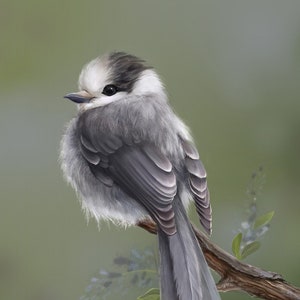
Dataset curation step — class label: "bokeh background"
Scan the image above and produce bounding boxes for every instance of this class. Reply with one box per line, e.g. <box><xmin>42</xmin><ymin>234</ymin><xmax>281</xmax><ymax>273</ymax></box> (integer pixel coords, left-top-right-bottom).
<box><xmin>1</xmin><ymin>1</ymin><xmax>300</xmax><ymax>299</ymax></box>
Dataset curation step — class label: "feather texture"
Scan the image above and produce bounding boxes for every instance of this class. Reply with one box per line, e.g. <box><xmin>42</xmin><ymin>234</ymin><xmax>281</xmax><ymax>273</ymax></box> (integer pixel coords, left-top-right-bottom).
<box><xmin>78</xmin><ymin>115</ymin><xmax>177</xmax><ymax>235</ymax></box>
<box><xmin>60</xmin><ymin>54</ymin><xmax>220</xmax><ymax>299</ymax></box>
<box><xmin>182</xmin><ymin>140</ymin><xmax>212</xmax><ymax>234</ymax></box>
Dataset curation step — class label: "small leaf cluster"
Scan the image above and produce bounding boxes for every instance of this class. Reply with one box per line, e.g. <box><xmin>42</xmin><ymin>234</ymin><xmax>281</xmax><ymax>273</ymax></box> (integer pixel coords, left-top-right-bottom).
<box><xmin>232</xmin><ymin>167</ymin><xmax>275</xmax><ymax>260</ymax></box>
<box><xmin>80</xmin><ymin>248</ymin><xmax>159</xmax><ymax>300</ymax></box>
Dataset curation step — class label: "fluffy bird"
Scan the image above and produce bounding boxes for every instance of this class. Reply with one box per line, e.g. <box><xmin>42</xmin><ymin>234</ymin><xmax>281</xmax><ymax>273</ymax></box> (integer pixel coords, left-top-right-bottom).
<box><xmin>60</xmin><ymin>52</ymin><xmax>220</xmax><ymax>300</ymax></box>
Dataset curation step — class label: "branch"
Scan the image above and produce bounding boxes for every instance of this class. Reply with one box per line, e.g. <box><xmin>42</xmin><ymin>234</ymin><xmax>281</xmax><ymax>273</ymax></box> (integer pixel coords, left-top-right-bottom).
<box><xmin>137</xmin><ymin>219</ymin><xmax>300</xmax><ymax>300</ymax></box>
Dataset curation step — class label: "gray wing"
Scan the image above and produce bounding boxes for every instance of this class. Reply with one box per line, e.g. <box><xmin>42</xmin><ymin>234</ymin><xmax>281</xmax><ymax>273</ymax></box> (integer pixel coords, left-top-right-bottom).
<box><xmin>79</xmin><ymin>120</ymin><xmax>177</xmax><ymax>235</ymax></box>
<box><xmin>181</xmin><ymin>140</ymin><xmax>212</xmax><ymax>235</ymax></box>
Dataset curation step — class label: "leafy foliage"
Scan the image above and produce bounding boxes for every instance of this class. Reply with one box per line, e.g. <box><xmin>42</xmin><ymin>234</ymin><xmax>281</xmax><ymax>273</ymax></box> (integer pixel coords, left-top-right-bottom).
<box><xmin>137</xmin><ymin>288</ymin><xmax>160</xmax><ymax>300</ymax></box>
<box><xmin>232</xmin><ymin>232</ymin><xmax>242</xmax><ymax>259</ymax></box>
<box><xmin>80</xmin><ymin>248</ymin><xmax>159</xmax><ymax>300</ymax></box>
<box><xmin>231</xmin><ymin>166</ymin><xmax>275</xmax><ymax>260</ymax></box>
<box><xmin>253</xmin><ymin>211</ymin><xmax>274</xmax><ymax>230</ymax></box>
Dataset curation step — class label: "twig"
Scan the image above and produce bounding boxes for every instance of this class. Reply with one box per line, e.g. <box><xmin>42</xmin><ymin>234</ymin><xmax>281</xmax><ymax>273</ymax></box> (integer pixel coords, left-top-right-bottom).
<box><xmin>137</xmin><ymin>219</ymin><xmax>300</xmax><ymax>300</ymax></box>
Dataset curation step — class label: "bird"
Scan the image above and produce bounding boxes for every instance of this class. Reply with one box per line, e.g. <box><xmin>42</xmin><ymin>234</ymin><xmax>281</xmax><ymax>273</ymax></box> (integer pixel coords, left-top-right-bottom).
<box><xmin>60</xmin><ymin>52</ymin><xmax>220</xmax><ymax>300</ymax></box>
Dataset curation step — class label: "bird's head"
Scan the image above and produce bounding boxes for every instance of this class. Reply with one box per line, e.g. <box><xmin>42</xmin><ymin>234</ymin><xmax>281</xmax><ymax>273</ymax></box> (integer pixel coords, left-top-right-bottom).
<box><xmin>64</xmin><ymin>52</ymin><xmax>165</xmax><ymax>110</ymax></box>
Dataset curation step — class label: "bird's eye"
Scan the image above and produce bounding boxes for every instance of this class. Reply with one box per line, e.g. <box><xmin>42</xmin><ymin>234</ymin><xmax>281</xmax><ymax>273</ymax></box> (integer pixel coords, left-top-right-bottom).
<box><xmin>102</xmin><ymin>84</ymin><xmax>118</xmax><ymax>96</ymax></box>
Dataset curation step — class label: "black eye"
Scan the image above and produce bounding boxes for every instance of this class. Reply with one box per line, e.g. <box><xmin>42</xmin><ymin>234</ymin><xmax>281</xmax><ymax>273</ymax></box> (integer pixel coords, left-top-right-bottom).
<box><xmin>102</xmin><ymin>84</ymin><xmax>118</xmax><ymax>96</ymax></box>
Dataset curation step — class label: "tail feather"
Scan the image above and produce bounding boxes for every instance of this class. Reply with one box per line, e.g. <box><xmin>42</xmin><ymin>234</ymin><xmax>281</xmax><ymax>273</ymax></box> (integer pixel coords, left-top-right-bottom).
<box><xmin>158</xmin><ymin>197</ymin><xmax>220</xmax><ymax>300</ymax></box>
<box><xmin>158</xmin><ymin>229</ymin><xmax>179</xmax><ymax>300</ymax></box>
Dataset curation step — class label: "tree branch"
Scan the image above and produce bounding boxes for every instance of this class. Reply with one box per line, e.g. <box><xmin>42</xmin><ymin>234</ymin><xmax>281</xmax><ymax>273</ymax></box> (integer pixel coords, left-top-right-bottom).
<box><xmin>137</xmin><ymin>219</ymin><xmax>300</xmax><ymax>300</ymax></box>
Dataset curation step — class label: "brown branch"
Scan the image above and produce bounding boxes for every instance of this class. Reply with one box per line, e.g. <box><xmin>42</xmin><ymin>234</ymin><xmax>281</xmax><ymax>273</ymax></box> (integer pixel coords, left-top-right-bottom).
<box><xmin>137</xmin><ymin>219</ymin><xmax>300</xmax><ymax>300</ymax></box>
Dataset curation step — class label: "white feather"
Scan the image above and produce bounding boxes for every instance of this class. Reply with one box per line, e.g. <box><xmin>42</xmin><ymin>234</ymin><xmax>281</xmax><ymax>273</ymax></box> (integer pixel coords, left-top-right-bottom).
<box><xmin>133</xmin><ymin>69</ymin><xmax>165</xmax><ymax>97</ymax></box>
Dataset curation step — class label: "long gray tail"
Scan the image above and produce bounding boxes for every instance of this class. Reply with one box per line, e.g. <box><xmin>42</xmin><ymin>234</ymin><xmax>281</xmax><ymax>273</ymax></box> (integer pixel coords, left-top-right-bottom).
<box><xmin>158</xmin><ymin>197</ymin><xmax>220</xmax><ymax>300</ymax></box>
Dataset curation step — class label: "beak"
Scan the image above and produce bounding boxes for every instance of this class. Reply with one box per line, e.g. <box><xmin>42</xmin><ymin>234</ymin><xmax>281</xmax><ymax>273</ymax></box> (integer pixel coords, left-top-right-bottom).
<box><xmin>64</xmin><ymin>91</ymin><xmax>94</xmax><ymax>104</ymax></box>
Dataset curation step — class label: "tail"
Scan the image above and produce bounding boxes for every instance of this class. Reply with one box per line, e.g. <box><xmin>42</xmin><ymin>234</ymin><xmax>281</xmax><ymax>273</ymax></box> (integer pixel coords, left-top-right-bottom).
<box><xmin>158</xmin><ymin>197</ymin><xmax>220</xmax><ymax>300</ymax></box>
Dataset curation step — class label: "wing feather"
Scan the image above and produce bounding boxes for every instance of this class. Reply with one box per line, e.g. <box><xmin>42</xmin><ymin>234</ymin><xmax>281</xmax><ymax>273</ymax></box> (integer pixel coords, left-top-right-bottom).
<box><xmin>80</xmin><ymin>134</ymin><xmax>98</xmax><ymax>153</ymax></box>
<box><xmin>78</xmin><ymin>115</ymin><xmax>177</xmax><ymax>235</ymax></box>
<box><xmin>109</xmin><ymin>146</ymin><xmax>177</xmax><ymax>234</ymax></box>
<box><xmin>181</xmin><ymin>140</ymin><xmax>212</xmax><ymax>235</ymax></box>
<box><xmin>80</xmin><ymin>143</ymin><xmax>100</xmax><ymax>165</ymax></box>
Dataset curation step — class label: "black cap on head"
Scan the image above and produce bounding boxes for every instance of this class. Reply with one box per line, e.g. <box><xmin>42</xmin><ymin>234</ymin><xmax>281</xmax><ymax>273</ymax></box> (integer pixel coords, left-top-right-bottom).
<box><xmin>108</xmin><ymin>52</ymin><xmax>152</xmax><ymax>93</ymax></box>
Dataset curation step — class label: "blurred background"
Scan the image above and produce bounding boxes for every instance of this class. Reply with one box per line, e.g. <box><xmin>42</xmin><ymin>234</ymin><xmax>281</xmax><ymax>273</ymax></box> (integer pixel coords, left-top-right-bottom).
<box><xmin>1</xmin><ymin>1</ymin><xmax>300</xmax><ymax>299</ymax></box>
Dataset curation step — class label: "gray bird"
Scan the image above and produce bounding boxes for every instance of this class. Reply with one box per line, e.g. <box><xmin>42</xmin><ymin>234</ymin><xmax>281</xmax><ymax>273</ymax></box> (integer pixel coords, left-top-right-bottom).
<box><xmin>60</xmin><ymin>52</ymin><xmax>220</xmax><ymax>300</ymax></box>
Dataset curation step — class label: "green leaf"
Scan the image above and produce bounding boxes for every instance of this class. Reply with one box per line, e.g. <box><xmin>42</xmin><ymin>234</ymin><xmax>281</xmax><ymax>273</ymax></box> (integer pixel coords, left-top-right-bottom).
<box><xmin>232</xmin><ymin>232</ymin><xmax>242</xmax><ymax>259</ymax></box>
<box><xmin>241</xmin><ymin>241</ymin><xmax>261</xmax><ymax>259</ymax></box>
<box><xmin>253</xmin><ymin>211</ymin><xmax>275</xmax><ymax>229</ymax></box>
<box><xmin>137</xmin><ymin>288</ymin><xmax>160</xmax><ymax>300</ymax></box>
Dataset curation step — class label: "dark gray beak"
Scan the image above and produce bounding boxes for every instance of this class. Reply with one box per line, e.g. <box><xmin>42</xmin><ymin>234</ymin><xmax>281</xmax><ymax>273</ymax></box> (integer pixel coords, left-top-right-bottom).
<box><xmin>64</xmin><ymin>91</ymin><xmax>94</xmax><ymax>103</ymax></box>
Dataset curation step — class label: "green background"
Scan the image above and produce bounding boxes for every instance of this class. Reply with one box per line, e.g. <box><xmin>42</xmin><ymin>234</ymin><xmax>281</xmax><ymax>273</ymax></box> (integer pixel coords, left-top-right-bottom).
<box><xmin>1</xmin><ymin>1</ymin><xmax>300</xmax><ymax>299</ymax></box>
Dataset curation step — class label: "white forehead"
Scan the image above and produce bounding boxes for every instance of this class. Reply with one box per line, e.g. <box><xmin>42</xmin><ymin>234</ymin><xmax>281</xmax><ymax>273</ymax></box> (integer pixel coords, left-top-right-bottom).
<box><xmin>78</xmin><ymin>57</ymin><xmax>109</xmax><ymax>93</ymax></box>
